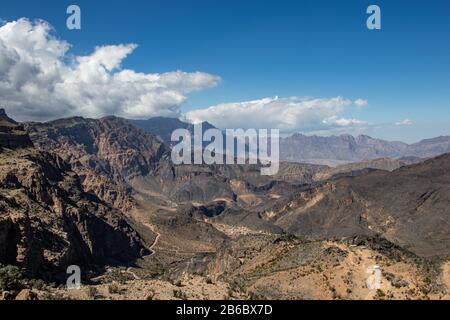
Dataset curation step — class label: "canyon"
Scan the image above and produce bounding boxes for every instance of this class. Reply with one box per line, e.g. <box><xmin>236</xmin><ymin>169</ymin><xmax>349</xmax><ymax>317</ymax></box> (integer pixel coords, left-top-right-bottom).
<box><xmin>1</xmin><ymin>109</ymin><xmax>450</xmax><ymax>300</ymax></box>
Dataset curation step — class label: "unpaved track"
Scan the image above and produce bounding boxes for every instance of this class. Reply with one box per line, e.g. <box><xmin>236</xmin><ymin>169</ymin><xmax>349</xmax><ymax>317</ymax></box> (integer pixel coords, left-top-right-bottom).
<box><xmin>144</xmin><ymin>223</ymin><xmax>161</xmax><ymax>253</ymax></box>
<box><xmin>124</xmin><ymin>268</ymin><xmax>141</xmax><ymax>280</ymax></box>
<box><xmin>122</xmin><ymin>222</ymin><xmax>161</xmax><ymax>281</ymax></box>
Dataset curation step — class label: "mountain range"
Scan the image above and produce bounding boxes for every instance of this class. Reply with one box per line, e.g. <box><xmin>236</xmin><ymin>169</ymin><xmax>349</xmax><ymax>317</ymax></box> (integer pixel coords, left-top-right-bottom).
<box><xmin>130</xmin><ymin>117</ymin><xmax>450</xmax><ymax>166</ymax></box>
<box><xmin>1</xmin><ymin>110</ymin><xmax>450</xmax><ymax>300</ymax></box>
<box><xmin>281</xmin><ymin>133</ymin><xmax>450</xmax><ymax>165</ymax></box>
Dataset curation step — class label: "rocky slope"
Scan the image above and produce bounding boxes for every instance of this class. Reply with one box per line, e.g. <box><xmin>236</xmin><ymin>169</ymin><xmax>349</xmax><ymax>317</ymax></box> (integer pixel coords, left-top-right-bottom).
<box><xmin>26</xmin><ymin>116</ymin><xmax>325</xmax><ymax>211</ymax></box>
<box><xmin>0</xmin><ymin>112</ymin><xmax>148</xmax><ymax>280</ymax></box>
<box><xmin>130</xmin><ymin>117</ymin><xmax>216</xmax><ymax>146</ymax></box>
<box><xmin>2</xmin><ymin>112</ymin><xmax>449</xmax><ymax>300</ymax></box>
<box><xmin>26</xmin><ymin>117</ymin><xmax>166</xmax><ymax>211</ymax></box>
<box><xmin>280</xmin><ymin>133</ymin><xmax>450</xmax><ymax>165</ymax></box>
<box><xmin>0</xmin><ymin>109</ymin><xmax>33</xmax><ymax>151</ymax></box>
<box><xmin>313</xmin><ymin>157</ymin><xmax>423</xmax><ymax>181</ymax></box>
<box><xmin>265</xmin><ymin>154</ymin><xmax>450</xmax><ymax>258</ymax></box>
<box><xmin>128</xmin><ymin>116</ymin><xmax>450</xmax><ymax>166</ymax></box>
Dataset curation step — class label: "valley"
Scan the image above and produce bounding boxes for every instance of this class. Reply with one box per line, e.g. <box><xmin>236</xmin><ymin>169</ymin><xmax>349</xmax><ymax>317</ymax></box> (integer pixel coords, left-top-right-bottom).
<box><xmin>1</xmin><ymin>109</ymin><xmax>450</xmax><ymax>300</ymax></box>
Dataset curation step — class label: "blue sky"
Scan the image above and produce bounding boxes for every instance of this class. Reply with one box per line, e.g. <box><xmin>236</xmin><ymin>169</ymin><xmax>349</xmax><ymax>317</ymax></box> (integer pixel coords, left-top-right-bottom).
<box><xmin>1</xmin><ymin>0</ymin><xmax>449</xmax><ymax>142</ymax></box>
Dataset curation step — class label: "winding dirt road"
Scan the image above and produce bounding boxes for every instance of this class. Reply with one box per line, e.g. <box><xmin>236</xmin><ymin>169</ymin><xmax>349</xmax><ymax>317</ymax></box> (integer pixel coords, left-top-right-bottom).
<box><xmin>144</xmin><ymin>223</ymin><xmax>161</xmax><ymax>253</ymax></box>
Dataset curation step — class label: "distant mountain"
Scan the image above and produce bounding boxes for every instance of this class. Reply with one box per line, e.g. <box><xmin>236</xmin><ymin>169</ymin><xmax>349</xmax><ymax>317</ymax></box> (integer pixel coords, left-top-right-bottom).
<box><xmin>406</xmin><ymin>136</ymin><xmax>450</xmax><ymax>158</ymax></box>
<box><xmin>130</xmin><ymin>117</ymin><xmax>216</xmax><ymax>146</ymax></box>
<box><xmin>280</xmin><ymin>133</ymin><xmax>450</xmax><ymax>165</ymax></box>
<box><xmin>266</xmin><ymin>153</ymin><xmax>450</xmax><ymax>258</ymax></box>
<box><xmin>313</xmin><ymin>157</ymin><xmax>424</xmax><ymax>181</ymax></box>
<box><xmin>130</xmin><ymin>117</ymin><xmax>450</xmax><ymax>166</ymax></box>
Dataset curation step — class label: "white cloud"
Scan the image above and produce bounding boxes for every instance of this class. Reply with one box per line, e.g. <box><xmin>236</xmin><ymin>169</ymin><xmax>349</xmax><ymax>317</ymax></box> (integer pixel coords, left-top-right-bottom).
<box><xmin>186</xmin><ymin>96</ymin><xmax>368</xmax><ymax>133</ymax></box>
<box><xmin>0</xmin><ymin>18</ymin><xmax>221</xmax><ymax>121</ymax></box>
<box><xmin>354</xmin><ymin>98</ymin><xmax>368</xmax><ymax>108</ymax></box>
<box><xmin>322</xmin><ymin>116</ymin><xmax>367</xmax><ymax>127</ymax></box>
<box><xmin>395</xmin><ymin>119</ymin><xmax>414</xmax><ymax>126</ymax></box>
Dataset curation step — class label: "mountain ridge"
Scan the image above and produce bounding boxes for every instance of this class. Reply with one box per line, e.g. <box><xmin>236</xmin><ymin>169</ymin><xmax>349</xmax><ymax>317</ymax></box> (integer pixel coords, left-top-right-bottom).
<box><xmin>0</xmin><ymin>112</ymin><xmax>149</xmax><ymax>280</ymax></box>
<box><xmin>127</xmin><ymin>116</ymin><xmax>450</xmax><ymax>165</ymax></box>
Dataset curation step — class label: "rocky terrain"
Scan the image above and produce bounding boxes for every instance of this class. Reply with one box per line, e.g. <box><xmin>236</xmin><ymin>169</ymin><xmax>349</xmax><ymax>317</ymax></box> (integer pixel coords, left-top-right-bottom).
<box><xmin>1</xmin><ymin>110</ymin><xmax>450</xmax><ymax>300</ymax></box>
<box><xmin>131</xmin><ymin>117</ymin><xmax>216</xmax><ymax>146</ymax></box>
<box><xmin>264</xmin><ymin>154</ymin><xmax>450</xmax><ymax>258</ymax></box>
<box><xmin>129</xmin><ymin>116</ymin><xmax>450</xmax><ymax>165</ymax></box>
<box><xmin>0</xmin><ymin>111</ymin><xmax>149</xmax><ymax>286</ymax></box>
<box><xmin>25</xmin><ymin>116</ymin><xmax>166</xmax><ymax>212</ymax></box>
<box><xmin>281</xmin><ymin>133</ymin><xmax>450</xmax><ymax>165</ymax></box>
<box><xmin>312</xmin><ymin>157</ymin><xmax>423</xmax><ymax>181</ymax></box>
<box><xmin>0</xmin><ymin>109</ymin><xmax>33</xmax><ymax>151</ymax></box>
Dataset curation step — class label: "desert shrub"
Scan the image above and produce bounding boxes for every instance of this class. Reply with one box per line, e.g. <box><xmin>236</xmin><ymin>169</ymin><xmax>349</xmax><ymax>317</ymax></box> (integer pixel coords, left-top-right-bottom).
<box><xmin>86</xmin><ymin>286</ymin><xmax>98</xmax><ymax>298</ymax></box>
<box><xmin>173</xmin><ymin>289</ymin><xmax>187</xmax><ymax>300</ymax></box>
<box><xmin>108</xmin><ymin>283</ymin><xmax>120</xmax><ymax>294</ymax></box>
<box><xmin>29</xmin><ymin>278</ymin><xmax>46</xmax><ymax>291</ymax></box>
<box><xmin>375</xmin><ymin>289</ymin><xmax>387</xmax><ymax>300</ymax></box>
<box><xmin>0</xmin><ymin>265</ymin><xmax>23</xmax><ymax>291</ymax></box>
<box><xmin>205</xmin><ymin>277</ymin><xmax>213</xmax><ymax>284</ymax></box>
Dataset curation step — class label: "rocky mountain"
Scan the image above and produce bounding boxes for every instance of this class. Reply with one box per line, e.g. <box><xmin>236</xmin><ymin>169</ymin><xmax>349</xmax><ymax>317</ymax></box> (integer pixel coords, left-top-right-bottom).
<box><xmin>280</xmin><ymin>133</ymin><xmax>450</xmax><ymax>165</ymax></box>
<box><xmin>0</xmin><ymin>112</ymin><xmax>148</xmax><ymax>280</ymax></box>
<box><xmin>265</xmin><ymin>154</ymin><xmax>450</xmax><ymax>258</ymax></box>
<box><xmin>25</xmin><ymin>116</ymin><xmax>166</xmax><ymax>211</ymax></box>
<box><xmin>0</xmin><ymin>109</ymin><xmax>33</xmax><ymax>151</ymax></box>
<box><xmin>129</xmin><ymin>117</ymin><xmax>450</xmax><ymax>166</ymax></box>
<box><xmin>130</xmin><ymin>117</ymin><xmax>216</xmax><ymax>146</ymax></box>
<box><xmin>313</xmin><ymin>157</ymin><xmax>423</xmax><ymax>181</ymax></box>
<box><xmin>25</xmin><ymin>116</ymin><xmax>325</xmax><ymax>212</ymax></box>
<box><xmin>2</xmin><ymin>112</ymin><xmax>450</xmax><ymax>300</ymax></box>
<box><xmin>406</xmin><ymin>136</ymin><xmax>450</xmax><ymax>158</ymax></box>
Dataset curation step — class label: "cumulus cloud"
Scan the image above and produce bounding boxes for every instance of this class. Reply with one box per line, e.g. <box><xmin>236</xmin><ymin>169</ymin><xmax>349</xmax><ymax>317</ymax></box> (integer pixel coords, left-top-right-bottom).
<box><xmin>186</xmin><ymin>96</ymin><xmax>368</xmax><ymax>133</ymax></box>
<box><xmin>395</xmin><ymin>119</ymin><xmax>414</xmax><ymax>126</ymax></box>
<box><xmin>322</xmin><ymin>116</ymin><xmax>367</xmax><ymax>127</ymax></box>
<box><xmin>354</xmin><ymin>98</ymin><xmax>368</xmax><ymax>108</ymax></box>
<box><xmin>0</xmin><ymin>18</ymin><xmax>221</xmax><ymax>121</ymax></box>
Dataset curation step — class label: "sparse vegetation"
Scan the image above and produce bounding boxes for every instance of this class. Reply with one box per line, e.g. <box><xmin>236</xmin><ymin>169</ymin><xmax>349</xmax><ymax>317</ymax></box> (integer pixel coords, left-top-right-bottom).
<box><xmin>173</xmin><ymin>289</ymin><xmax>187</xmax><ymax>300</ymax></box>
<box><xmin>86</xmin><ymin>286</ymin><xmax>98</xmax><ymax>299</ymax></box>
<box><xmin>108</xmin><ymin>283</ymin><xmax>120</xmax><ymax>294</ymax></box>
<box><xmin>0</xmin><ymin>265</ymin><xmax>23</xmax><ymax>292</ymax></box>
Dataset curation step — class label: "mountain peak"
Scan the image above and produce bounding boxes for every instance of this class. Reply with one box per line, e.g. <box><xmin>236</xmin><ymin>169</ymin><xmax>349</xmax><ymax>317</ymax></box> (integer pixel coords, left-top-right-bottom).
<box><xmin>0</xmin><ymin>111</ymin><xmax>33</xmax><ymax>150</ymax></box>
<box><xmin>0</xmin><ymin>108</ymin><xmax>18</xmax><ymax>124</ymax></box>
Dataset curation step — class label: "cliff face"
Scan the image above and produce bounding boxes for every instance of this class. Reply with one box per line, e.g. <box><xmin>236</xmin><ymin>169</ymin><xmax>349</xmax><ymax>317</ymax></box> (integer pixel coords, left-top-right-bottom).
<box><xmin>280</xmin><ymin>133</ymin><xmax>450</xmax><ymax>165</ymax></box>
<box><xmin>0</xmin><ymin>113</ymin><xmax>147</xmax><ymax>279</ymax></box>
<box><xmin>25</xmin><ymin>116</ymin><xmax>166</xmax><ymax>211</ymax></box>
<box><xmin>0</xmin><ymin>109</ymin><xmax>33</xmax><ymax>151</ymax></box>
<box><xmin>268</xmin><ymin>154</ymin><xmax>450</xmax><ymax>258</ymax></box>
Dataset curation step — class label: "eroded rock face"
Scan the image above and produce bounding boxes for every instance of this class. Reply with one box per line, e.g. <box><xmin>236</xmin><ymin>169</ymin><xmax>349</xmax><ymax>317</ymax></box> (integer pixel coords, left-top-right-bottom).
<box><xmin>280</xmin><ymin>133</ymin><xmax>450</xmax><ymax>165</ymax></box>
<box><xmin>26</xmin><ymin>116</ymin><xmax>166</xmax><ymax>211</ymax></box>
<box><xmin>0</xmin><ymin>109</ymin><xmax>33</xmax><ymax>151</ymax></box>
<box><xmin>266</xmin><ymin>154</ymin><xmax>450</xmax><ymax>258</ymax></box>
<box><xmin>0</xmin><ymin>113</ymin><xmax>147</xmax><ymax>279</ymax></box>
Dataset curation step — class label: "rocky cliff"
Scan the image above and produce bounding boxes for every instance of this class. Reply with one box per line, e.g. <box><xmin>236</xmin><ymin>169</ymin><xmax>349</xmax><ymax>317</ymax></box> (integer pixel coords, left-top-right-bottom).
<box><xmin>280</xmin><ymin>133</ymin><xmax>450</xmax><ymax>165</ymax></box>
<box><xmin>267</xmin><ymin>154</ymin><xmax>450</xmax><ymax>258</ymax></box>
<box><xmin>0</xmin><ymin>109</ymin><xmax>33</xmax><ymax>151</ymax></box>
<box><xmin>25</xmin><ymin>116</ymin><xmax>166</xmax><ymax>211</ymax></box>
<box><xmin>0</xmin><ymin>113</ymin><xmax>148</xmax><ymax>280</ymax></box>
